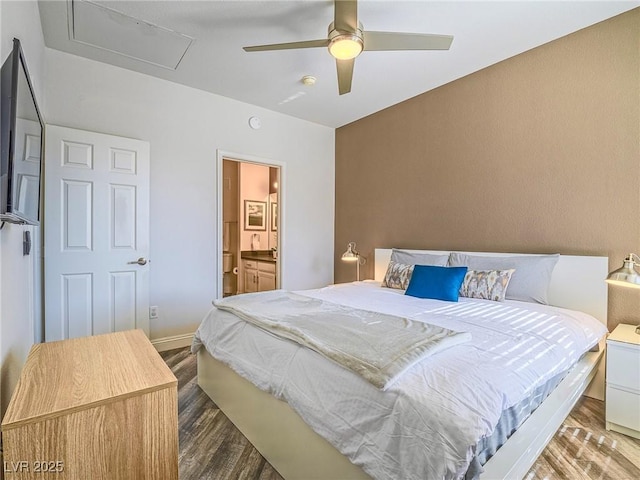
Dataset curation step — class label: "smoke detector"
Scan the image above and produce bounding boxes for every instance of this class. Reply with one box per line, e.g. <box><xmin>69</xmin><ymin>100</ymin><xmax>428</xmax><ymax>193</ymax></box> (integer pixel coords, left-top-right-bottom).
<box><xmin>301</xmin><ymin>75</ymin><xmax>317</xmax><ymax>86</ymax></box>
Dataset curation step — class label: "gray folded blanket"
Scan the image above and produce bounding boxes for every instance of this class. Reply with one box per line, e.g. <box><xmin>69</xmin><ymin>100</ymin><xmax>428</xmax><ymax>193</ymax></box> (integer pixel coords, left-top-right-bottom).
<box><xmin>213</xmin><ymin>290</ymin><xmax>471</xmax><ymax>390</ymax></box>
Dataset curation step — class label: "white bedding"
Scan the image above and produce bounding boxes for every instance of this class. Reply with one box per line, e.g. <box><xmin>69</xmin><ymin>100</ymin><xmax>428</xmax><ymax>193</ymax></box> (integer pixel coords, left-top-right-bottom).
<box><xmin>213</xmin><ymin>290</ymin><xmax>471</xmax><ymax>390</ymax></box>
<box><xmin>192</xmin><ymin>281</ymin><xmax>607</xmax><ymax>480</ymax></box>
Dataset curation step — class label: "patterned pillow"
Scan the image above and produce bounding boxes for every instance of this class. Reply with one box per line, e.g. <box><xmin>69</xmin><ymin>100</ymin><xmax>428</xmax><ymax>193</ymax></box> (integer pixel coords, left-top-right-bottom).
<box><xmin>459</xmin><ymin>269</ymin><xmax>515</xmax><ymax>302</ymax></box>
<box><xmin>382</xmin><ymin>261</ymin><xmax>415</xmax><ymax>290</ymax></box>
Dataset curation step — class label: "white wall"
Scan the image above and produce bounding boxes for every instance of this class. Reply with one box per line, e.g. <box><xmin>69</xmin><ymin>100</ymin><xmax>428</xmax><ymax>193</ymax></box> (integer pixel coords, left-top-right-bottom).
<box><xmin>239</xmin><ymin>162</ymin><xmax>269</xmax><ymax>251</ymax></box>
<box><xmin>0</xmin><ymin>0</ymin><xmax>46</xmax><ymax>416</ymax></box>
<box><xmin>43</xmin><ymin>49</ymin><xmax>335</xmax><ymax>340</ymax></box>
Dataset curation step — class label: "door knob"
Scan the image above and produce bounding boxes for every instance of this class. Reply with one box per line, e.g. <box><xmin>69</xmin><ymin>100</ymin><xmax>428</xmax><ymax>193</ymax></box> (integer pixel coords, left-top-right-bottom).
<box><xmin>128</xmin><ymin>257</ymin><xmax>148</xmax><ymax>266</ymax></box>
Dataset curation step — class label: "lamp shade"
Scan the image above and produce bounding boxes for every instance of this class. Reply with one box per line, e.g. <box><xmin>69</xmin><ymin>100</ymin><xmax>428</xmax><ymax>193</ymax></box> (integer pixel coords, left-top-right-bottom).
<box><xmin>606</xmin><ymin>254</ymin><xmax>640</xmax><ymax>289</ymax></box>
<box><xmin>341</xmin><ymin>242</ymin><xmax>359</xmax><ymax>262</ymax></box>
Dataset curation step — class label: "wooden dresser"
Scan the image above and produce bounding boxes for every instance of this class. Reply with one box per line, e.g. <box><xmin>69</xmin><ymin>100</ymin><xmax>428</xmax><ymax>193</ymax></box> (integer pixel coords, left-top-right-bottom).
<box><xmin>1</xmin><ymin>330</ymin><xmax>178</xmax><ymax>479</ymax></box>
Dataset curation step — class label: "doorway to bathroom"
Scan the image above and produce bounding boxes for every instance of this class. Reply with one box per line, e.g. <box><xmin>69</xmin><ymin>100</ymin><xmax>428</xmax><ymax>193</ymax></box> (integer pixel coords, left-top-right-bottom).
<box><xmin>217</xmin><ymin>152</ymin><xmax>281</xmax><ymax>298</ymax></box>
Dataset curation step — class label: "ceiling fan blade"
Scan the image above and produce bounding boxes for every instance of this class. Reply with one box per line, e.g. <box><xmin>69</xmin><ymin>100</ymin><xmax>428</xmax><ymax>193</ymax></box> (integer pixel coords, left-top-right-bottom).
<box><xmin>244</xmin><ymin>39</ymin><xmax>329</xmax><ymax>52</ymax></box>
<box><xmin>336</xmin><ymin>58</ymin><xmax>355</xmax><ymax>95</ymax></box>
<box><xmin>363</xmin><ymin>31</ymin><xmax>453</xmax><ymax>51</ymax></box>
<box><xmin>334</xmin><ymin>0</ymin><xmax>358</xmax><ymax>32</ymax></box>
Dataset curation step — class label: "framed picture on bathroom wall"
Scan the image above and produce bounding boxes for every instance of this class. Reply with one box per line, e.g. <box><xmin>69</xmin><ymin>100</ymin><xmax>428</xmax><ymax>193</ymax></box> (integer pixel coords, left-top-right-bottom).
<box><xmin>271</xmin><ymin>202</ymin><xmax>277</xmax><ymax>231</ymax></box>
<box><xmin>244</xmin><ymin>200</ymin><xmax>267</xmax><ymax>230</ymax></box>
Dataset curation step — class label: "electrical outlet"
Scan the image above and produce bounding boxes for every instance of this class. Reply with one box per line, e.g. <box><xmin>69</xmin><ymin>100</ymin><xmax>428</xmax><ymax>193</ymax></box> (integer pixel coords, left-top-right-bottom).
<box><xmin>149</xmin><ymin>306</ymin><xmax>159</xmax><ymax>319</ymax></box>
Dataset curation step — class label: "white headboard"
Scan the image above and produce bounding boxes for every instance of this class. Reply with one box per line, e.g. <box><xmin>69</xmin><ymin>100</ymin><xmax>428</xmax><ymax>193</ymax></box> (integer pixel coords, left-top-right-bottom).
<box><xmin>374</xmin><ymin>249</ymin><xmax>608</xmax><ymax>325</ymax></box>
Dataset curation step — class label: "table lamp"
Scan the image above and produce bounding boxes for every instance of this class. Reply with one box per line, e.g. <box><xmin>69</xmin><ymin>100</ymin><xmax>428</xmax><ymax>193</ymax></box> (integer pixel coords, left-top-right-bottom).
<box><xmin>341</xmin><ymin>242</ymin><xmax>366</xmax><ymax>281</ymax></box>
<box><xmin>606</xmin><ymin>253</ymin><xmax>640</xmax><ymax>334</ymax></box>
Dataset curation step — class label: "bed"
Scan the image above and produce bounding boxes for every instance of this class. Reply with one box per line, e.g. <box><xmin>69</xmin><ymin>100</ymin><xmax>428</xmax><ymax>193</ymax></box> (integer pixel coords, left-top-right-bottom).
<box><xmin>193</xmin><ymin>249</ymin><xmax>608</xmax><ymax>480</ymax></box>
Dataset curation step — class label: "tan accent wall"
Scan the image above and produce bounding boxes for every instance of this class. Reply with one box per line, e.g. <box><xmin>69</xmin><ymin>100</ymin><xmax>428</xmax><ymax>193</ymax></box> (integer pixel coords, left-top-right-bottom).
<box><xmin>335</xmin><ymin>9</ymin><xmax>640</xmax><ymax>330</ymax></box>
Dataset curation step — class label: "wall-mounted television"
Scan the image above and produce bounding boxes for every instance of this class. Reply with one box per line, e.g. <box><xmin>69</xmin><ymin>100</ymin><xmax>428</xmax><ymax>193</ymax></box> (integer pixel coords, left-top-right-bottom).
<box><xmin>0</xmin><ymin>38</ymin><xmax>44</xmax><ymax>226</ymax></box>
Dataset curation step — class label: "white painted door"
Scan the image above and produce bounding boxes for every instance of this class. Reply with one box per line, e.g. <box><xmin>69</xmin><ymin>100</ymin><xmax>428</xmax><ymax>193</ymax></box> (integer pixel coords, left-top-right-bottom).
<box><xmin>44</xmin><ymin>125</ymin><xmax>150</xmax><ymax>341</ymax></box>
<box><xmin>13</xmin><ymin>118</ymin><xmax>42</xmax><ymax>221</ymax></box>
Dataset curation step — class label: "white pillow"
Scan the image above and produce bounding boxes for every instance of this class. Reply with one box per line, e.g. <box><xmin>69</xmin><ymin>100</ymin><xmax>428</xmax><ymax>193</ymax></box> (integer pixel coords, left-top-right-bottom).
<box><xmin>448</xmin><ymin>253</ymin><xmax>559</xmax><ymax>304</ymax></box>
<box><xmin>390</xmin><ymin>249</ymin><xmax>449</xmax><ymax>267</ymax></box>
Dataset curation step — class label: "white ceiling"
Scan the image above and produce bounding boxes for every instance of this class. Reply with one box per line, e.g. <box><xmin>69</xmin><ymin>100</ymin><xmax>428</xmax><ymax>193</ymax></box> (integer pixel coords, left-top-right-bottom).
<box><xmin>38</xmin><ymin>1</ymin><xmax>639</xmax><ymax>128</ymax></box>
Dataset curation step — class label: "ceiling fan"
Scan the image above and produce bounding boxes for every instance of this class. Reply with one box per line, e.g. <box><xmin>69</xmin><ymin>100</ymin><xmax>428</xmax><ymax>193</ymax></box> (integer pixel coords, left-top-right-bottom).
<box><xmin>243</xmin><ymin>0</ymin><xmax>453</xmax><ymax>95</ymax></box>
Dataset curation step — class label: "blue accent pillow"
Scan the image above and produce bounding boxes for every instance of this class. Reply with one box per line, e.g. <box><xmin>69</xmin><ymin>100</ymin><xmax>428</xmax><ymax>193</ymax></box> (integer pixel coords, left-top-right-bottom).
<box><xmin>405</xmin><ymin>265</ymin><xmax>468</xmax><ymax>302</ymax></box>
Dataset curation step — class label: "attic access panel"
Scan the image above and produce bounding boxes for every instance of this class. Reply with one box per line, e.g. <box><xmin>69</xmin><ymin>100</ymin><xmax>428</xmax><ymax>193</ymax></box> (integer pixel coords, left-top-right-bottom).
<box><xmin>68</xmin><ymin>0</ymin><xmax>193</xmax><ymax>70</ymax></box>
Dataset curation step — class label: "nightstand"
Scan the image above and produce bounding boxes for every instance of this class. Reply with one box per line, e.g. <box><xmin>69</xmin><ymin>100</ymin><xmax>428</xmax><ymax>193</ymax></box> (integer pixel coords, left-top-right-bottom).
<box><xmin>605</xmin><ymin>324</ymin><xmax>640</xmax><ymax>439</ymax></box>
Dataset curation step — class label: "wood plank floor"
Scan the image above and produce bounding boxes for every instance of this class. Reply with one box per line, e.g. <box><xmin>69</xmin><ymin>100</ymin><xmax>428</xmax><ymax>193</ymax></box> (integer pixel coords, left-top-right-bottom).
<box><xmin>161</xmin><ymin>347</ymin><xmax>640</xmax><ymax>480</ymax></box>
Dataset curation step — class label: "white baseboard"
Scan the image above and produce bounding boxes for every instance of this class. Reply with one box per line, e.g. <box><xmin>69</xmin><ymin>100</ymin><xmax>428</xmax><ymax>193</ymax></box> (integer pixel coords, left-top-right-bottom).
<box><xmin>151</xmin><ymin>333</ymin><xmax>194</xmax><ymax>352</ymax></box>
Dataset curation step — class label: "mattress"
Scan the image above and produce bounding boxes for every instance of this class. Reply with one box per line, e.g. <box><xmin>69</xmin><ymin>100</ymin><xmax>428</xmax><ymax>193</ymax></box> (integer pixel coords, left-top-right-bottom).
<box><xmin>192</xmin><ymin>281</ymin><xmax>607</xmax><ymax>480</ymax></box>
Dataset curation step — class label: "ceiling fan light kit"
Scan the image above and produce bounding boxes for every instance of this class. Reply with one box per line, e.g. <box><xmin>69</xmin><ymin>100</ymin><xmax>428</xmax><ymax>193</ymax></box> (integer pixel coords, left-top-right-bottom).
<box><xmin>243</xmin><ymin>0</ymin><xmax>453</xmax><ymax>95</ymax></box>
<box><xmin>329</xmin><ymin>35</ymin><xmax>363</xmax><ymax>60</ymax></box>
<box><xmin>328</xmin><ymin>22</ymin><xmax>364</xmax><ymax>60</ymax></box>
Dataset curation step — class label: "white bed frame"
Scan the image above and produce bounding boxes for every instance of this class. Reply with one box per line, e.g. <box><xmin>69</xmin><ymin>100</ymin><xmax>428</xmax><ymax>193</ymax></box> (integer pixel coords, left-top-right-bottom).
<box><xmin>198</xmin><ymin>249</ymin><xmax>608</xmax><ymax>480</ymax></box>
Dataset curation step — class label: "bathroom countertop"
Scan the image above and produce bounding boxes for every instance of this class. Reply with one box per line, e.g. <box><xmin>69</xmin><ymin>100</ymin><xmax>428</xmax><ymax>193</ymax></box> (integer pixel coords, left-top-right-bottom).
<box><xmin>240</xmin><ymin>251</ymin><xmax>277</xmax><ymax>263</ymax></box>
